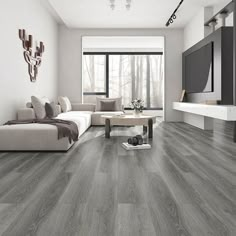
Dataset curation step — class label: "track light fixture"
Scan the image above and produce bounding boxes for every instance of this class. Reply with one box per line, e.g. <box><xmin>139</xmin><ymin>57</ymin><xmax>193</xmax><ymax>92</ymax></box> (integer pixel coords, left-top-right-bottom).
<box><xmin>165</xmin><ymin>0</ymin><xmax>184</xmax><ymax>27</ymax></box>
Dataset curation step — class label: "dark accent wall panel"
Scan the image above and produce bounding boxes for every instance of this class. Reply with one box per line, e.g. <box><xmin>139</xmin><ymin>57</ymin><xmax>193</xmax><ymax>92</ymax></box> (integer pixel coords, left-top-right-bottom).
<box><xmin>222</xmin><ymin>28</ymin><xmax>233</xmax><ymax>104</ymax></box>
<box><xmin>183</xmin><ymin>27</ymin><xmax>233</xmax><ymax>104</ymax></box>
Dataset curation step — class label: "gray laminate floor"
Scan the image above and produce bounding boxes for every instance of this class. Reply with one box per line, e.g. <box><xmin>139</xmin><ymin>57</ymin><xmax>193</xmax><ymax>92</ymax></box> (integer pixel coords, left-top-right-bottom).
<box><xmin>0</xmin><ymin>120</ymin><xmax>236</xmax><ymax>236</ymax></box>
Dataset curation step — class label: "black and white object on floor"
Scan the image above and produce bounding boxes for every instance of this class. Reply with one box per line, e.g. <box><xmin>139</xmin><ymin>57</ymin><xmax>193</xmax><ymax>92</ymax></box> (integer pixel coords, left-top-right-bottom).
<box><xmin>122</xmin><ymin>142</ymin><xmax>151</xmax><ymax>150</ymax></box>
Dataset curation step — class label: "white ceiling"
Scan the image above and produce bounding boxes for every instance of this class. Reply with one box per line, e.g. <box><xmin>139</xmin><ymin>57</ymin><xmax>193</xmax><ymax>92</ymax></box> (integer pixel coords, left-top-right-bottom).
<box><xmin>47</xmin><ymin>0</ymin><xmax>231</xmax><ymax>29</ymax></box>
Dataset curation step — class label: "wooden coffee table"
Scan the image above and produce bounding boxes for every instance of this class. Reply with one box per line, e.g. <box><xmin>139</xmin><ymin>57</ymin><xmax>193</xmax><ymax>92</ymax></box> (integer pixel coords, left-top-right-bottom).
<box><xmin>101</xmin><ymin>114</ymin><xmax>156</xmax><ymax>139</ymax></box>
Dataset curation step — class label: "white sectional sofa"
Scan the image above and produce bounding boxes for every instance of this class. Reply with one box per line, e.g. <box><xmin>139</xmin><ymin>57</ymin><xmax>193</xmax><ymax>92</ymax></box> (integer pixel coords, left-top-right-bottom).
<box><xmin>0</xmin><ymin>103</ymin><xmax>124</xmax><ymax>151</ymax></box>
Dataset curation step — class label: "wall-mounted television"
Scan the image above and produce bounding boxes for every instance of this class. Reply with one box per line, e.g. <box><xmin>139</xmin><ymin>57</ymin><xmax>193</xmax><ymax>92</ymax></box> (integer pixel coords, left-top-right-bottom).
<box><xmin>184</xmin><ymin>42</ymin><xmax>214</xmax><ymax>93</ymax></box>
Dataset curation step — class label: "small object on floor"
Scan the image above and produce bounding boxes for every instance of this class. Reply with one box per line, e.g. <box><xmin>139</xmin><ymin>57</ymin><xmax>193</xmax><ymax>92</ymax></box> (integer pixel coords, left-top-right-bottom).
<box><xmin>127</xmin><ymin>135</ymin><xmax>143</xmax><ymax>146</ymax></box>
<box><xmin>122</xmin><ymin>142</ymin><xmax>151</xmax><ymax>150</ymax></box>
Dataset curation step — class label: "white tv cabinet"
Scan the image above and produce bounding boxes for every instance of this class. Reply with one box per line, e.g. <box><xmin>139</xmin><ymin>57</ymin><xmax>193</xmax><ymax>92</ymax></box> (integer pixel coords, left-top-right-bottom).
<box><xmin>173</xmin><ymin>102</ymin><xmax>236</xmax><ymax>130</ymax></box>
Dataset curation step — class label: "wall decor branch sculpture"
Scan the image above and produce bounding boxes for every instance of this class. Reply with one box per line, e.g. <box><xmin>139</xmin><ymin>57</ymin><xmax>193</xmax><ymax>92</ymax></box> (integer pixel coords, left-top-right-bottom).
<box><xmin>19</xmin><ymin>29</ymin><xmax>45</xmax><ymax>82</ymax></box>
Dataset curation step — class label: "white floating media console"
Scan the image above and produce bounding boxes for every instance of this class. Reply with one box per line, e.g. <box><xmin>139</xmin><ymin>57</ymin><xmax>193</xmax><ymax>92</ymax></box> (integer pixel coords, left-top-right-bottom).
<box><xmin>173</xmin><ymin>102</ymin><xmax>236</xmax><ymax>130</ymax></box>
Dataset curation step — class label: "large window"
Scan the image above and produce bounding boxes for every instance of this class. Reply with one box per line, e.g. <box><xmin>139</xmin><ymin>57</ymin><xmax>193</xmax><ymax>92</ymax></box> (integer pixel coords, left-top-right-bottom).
<box><xmin>83</xmin><ymin>52</ymin><xmax>164</xmax><ymax>109</ymax></box>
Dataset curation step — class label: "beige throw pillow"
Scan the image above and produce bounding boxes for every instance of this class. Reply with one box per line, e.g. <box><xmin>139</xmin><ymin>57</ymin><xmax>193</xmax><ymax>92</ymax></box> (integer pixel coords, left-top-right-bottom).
<box><xmin>58</xmin><ymin>96</ymin><xmax>72</xmax><ymax>112</ymax></box>
<box><xmin>31</xmin><ymin>96</ymin><xmax>50</xmax><ymax>119</ymax></box>
<box><xmin>96</xmin><ymin>97</ymin><xmax>122</xmax><ymax>111</ymax></box>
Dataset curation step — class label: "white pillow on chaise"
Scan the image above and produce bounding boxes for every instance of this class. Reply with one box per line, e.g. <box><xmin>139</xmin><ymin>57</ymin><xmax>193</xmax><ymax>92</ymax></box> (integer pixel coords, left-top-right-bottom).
<box><xmin>58</xmin><ymin>96</ymin><xmax>72</xmax><ymax>113</ymax></box>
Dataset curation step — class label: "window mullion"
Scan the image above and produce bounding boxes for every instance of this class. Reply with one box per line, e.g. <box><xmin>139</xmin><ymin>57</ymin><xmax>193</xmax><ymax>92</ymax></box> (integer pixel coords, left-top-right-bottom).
<box><xmin>106</xmin><ymin>54</ymin><xmax>109</xmax><ymax>98</ymax></box>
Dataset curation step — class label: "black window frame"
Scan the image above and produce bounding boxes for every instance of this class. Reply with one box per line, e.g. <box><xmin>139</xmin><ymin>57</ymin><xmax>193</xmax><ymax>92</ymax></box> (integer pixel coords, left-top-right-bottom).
<box><xmin>83</xmin><ymin>52</ymin><xmax>164</xmax><ymax>110</ymax></box>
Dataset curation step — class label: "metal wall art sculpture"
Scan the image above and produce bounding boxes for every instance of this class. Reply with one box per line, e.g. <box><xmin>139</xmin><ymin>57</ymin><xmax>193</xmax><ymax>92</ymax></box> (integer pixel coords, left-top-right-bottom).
<box><xmin>19</xmin><ymin>29</ymin><xmax>45</xmax><ymax>82</ymax></box>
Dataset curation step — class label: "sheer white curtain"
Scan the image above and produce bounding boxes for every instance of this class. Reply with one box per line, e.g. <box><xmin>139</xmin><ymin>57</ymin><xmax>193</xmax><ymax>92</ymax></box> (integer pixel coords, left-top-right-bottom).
<box><xmin>109</xmin><ymin>55</ymin><xmax>164</xmax><ymax>108</ymax></box>
<box><xmin>82</xmin><ymin>54</ymin><xmax>164</xmax><ymax>108</ymax></box>
<box><xmin>83</xmin><ymin>55</ymin><xmax>106</xmax><ymax>93</ymax></box>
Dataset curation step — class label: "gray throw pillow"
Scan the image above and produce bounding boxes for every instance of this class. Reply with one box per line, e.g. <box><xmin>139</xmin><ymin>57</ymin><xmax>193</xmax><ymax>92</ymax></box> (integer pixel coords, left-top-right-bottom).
<box><xmin>96</xmin><ymin>97</ymin><xmax>122</xmax><ymax>111</ymax></box>
<box><xmin>100</xmin><ymin>100</ymin><xmax>116</xmax><ymax>111</ymax></box>
<box><xmin>45</xmin><ymin>102</ymin><xmax>57</xmax><ymax>118</ymax></box>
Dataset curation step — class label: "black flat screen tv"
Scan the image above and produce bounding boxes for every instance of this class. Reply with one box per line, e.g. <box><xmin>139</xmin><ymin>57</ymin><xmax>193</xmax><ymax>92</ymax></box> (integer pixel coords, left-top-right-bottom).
<box><xmin>185</xmin><ymin>42</ymin><xmax>213</xmax><ymax>93</ymax></box>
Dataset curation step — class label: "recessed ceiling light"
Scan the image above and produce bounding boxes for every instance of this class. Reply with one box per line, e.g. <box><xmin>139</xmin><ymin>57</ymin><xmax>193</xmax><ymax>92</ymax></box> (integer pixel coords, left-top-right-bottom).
<box><xmin>109</xmin><ymin>0</ymin><xmax>132</xmax><ymax>10</ymax></box>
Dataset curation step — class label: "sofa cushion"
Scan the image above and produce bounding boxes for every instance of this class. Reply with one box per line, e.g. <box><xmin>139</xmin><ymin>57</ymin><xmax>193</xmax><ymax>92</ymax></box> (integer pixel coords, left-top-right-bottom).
<box><xmin>96</xmin><ymin>97</ymin><xmax>122</xmax><ymax>111</ymax></box>
<box><xmin>56</xmin><ymin>111</ymin><xmax>92</xmax><ymax>137</ymax></box>
<box><xmin>18</xmin><ymin>108</ymin><xmax>36</xmax><ymax>120</ymax></box>
<box><xmin>31</xmin><ymin>96</ymin><xmax>50</xmax><ymax>119</ymax></box>
<box><xmin>58</xmin><ymin>96</ymin><xmax>72</xmax><ymax>113</ymax></box>
<box><xmin>71</xmin><ymin>103</ymin><xmax>95</xmax><ymax>112</ymax></box>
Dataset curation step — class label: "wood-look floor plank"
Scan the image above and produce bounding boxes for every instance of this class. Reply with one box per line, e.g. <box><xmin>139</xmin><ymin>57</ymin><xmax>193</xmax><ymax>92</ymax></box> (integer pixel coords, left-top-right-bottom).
<box><xmin>150</xmin><ymin>153</ymin><xmax>231</xmax><ymax>235</ymax></box>
<box><xmin>0</xmin><ymin>153</ymin><xmax>33</xmax><ymax>179</ymax></box>
<box><xmin>0</xmin><ymin>120</ymin><xmax>235</xmax><ymax>236</ymax></box>
<box><xmin>0</xmin><ymin>153</ymin><xmax>64</xmax><ymax>204</ymax></box>
<box><xmin>0</xmin><ymin>204</ymin><xmax>25</xmax><ymax>235</ymax></box>
<box><xmin>2</xmin><ymin>172</ymin><xmax>71</xmax><ymax>236</ymax></box>
<box><xmin>117</xmin><ymin>154</ymin><xmax>146</xmax><ymax>204</ymax></box>
<box><xmin>115</xmin><ymin>204</ymin><xmax>156</xmax><ymax>236</ymax></box>
<box><xmin>160</xmin><ymin>125</ymin><xmax>236</xmax><ymax>203</ymax></box>
<box><xmin>58</xmin><ymin>138</ymin><xmax>104</xmax><ymax>205</ymax></box>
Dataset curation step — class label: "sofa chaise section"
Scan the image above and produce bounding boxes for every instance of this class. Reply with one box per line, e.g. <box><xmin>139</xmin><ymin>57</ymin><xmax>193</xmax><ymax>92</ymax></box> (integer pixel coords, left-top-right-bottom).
<box><xmin>0</xmin><ymin>104</ymin><xmax>94</xmax><ymax>151</ymax></box>
<box><xmin>0</xmin><ymin>123</ymin><xmax>74</xmax><ymax>151</ymax></box>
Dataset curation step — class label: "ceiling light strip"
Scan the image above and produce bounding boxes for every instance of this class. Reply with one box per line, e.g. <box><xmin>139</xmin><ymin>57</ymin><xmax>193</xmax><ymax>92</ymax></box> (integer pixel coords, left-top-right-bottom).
<box><xmin>165</xmin><ymin>0</ymin><xmax>184</xmax><ymax>27</ymax></box>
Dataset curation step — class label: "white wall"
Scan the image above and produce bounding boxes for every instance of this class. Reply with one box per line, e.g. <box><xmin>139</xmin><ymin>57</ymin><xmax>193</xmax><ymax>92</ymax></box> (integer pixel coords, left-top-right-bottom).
<box><xmin>58</xmin><ymin>26</ymin><xmax>184</xmax><ymax>122</ymax></box>
<box><xmin>226</xmin><ymin>13</ymin><xmax>234</xmax><ymax>26</ymax></box>
<box><xmin>0</xmin><ymin>0</ymin><xmax>58</xmax><ymax>124</ymax></box>
<box><xmin>213</xmin><ymin>0</ymin><xmax>232</xmax><ymax>13</ymax></box>
<box><xmin>183</xmin><ymin>9</ymin><xmax>205</xmax><ymax>51</ymax></box>
<box><xmin>184</xmin><ymin>7</ymin><xmax>214</xmax><ymax>51</ymax></box>
<box><xmin>184</xmin><ymin>0</ymin><xmax>233</xmax><ymax>51</ymax></box>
